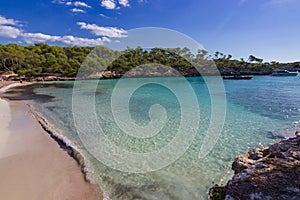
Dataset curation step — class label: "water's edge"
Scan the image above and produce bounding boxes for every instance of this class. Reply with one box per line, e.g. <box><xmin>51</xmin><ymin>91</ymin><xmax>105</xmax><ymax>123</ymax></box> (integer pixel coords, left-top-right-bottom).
<box><xmin>26</xmin><ymin>103</ymin><xmax>110</xmax><ymax>199</ymax></box>
<box><xmin>0</xmin><ymin>82</ymin><xmax>109</xmax><ymax>199</ymax></box>
<box><xmin>27</xmin><ymin>104</ymin><xmax>90</xmax><ymax>180</ymax></box>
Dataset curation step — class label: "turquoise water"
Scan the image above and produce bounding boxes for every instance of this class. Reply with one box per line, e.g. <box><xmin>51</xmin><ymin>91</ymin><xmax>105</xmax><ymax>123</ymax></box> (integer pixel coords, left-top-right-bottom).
<box><xmin>29</xmin><ymin>75</ymin><xmax>300</xmax><ymax>199</ymax></box>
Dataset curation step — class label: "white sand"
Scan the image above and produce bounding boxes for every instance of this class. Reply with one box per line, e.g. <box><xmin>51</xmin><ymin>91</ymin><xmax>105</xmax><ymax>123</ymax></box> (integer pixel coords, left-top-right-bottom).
<box><xmin>0</xmin><ymin>99</ymin><xmax>12</xmax><ymax>158</ymax></box>
<box><xmin>0</xmin><ymin>83</ymin><xmax>102</xmax><ymax>200</ymax></box>
<box><xmin>0</xmin><ymin>83</ymin><xmax>22</xmax><ymax>93</ymax></box>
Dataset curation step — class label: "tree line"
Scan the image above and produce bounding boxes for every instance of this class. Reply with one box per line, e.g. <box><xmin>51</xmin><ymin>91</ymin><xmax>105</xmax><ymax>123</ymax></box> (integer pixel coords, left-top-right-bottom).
<box><xmin>0</xmin><ymin>43</ymin><xmax>299</xmax><ymax>77</ymax></box>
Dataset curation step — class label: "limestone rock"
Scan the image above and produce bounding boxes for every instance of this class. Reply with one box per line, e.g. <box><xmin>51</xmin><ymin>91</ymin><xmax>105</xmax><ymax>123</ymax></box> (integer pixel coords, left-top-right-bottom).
<box><xmin>210</xmin><ymin>131</ymin><xmax>300</xmax><ymax>200</ymax></box>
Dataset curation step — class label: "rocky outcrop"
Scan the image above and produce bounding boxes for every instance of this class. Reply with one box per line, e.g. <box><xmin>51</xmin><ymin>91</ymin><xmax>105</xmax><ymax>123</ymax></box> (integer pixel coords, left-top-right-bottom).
<box><xmin>86</xmin><ymin>71</ymin><xmax>121</xmax><ymax>79</ymax></box>
<box><xmin>0</xmin><ymin>71</ymin><xmax>19</xmax><ymax>80</ymax></box>
<box><xmin>210</xmin><ymin>131</ymin><xmax>300</xmax><ymax>200</ymax></box>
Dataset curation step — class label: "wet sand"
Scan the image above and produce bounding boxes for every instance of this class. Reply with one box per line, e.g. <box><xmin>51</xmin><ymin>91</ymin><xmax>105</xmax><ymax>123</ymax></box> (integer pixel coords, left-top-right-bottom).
<box><xmin>0</xmin><ymin>82</ymin><xmax>102</xmax><ymax>200</ymax></box>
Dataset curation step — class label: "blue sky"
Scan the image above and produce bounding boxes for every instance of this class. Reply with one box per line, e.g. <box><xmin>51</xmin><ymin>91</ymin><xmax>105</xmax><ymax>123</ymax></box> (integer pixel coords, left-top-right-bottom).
<box><xmin>0</xmin><ymin>0</ymin><xmax>299</xmax><ymax>62</ymax></box>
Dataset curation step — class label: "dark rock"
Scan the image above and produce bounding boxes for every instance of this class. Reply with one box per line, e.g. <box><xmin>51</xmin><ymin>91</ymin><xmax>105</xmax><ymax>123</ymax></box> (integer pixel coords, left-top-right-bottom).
<box><xmin>210</xmin><ymin>131</ymin><xmax>300</xmax><ymax>200</ymax></box>
<box><xmin>209</xmin><ymin>184</ymin><xmax>226</xmax><ymax>200</ymax></box>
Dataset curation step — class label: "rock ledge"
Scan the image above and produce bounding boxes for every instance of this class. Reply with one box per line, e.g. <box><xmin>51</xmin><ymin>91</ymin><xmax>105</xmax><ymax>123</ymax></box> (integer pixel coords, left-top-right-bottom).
<box><xmin>210</xmin><ymin>131</ymin><xmax>300</xmax><ymax>200</ymax></box>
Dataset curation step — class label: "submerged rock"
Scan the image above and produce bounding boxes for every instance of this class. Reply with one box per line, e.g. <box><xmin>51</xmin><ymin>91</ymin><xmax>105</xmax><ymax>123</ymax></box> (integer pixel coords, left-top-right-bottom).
<box><xmin>210</xmin><ymin>131</ymin><xmax>300</xmax><ymax>200</ymax></box>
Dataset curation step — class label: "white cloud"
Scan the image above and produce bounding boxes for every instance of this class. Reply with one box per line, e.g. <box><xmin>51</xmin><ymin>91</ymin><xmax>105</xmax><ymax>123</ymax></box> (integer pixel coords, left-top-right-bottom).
<box><xmin>100</xmin><ymin>0</ymin><xmax>131</xmax><ymax>9</ymax></box>
<box><xmin>53</xmin><ymin>0</ymin><xmax>91</xmax><ymax>9</ymax></box>
<box><xmin>74</xmin><ymin>1</ymin><xmax>91</xmax><ymax>8</ymax></box>
<box><xmin>22</xmin><ymin>32</ymin><xmax>105</xmax><ymax>46</ymax></box>
<box><xmin>0</xmin><ymin>15</ymin><xmax>22</xmax><ymax>38</ymax></box>
<box><xmin>22</xmin><ymin>33</ymin><xmax>60</xmax><ymax>43</ymax></box>
<box><xmin>101</xmin><ymin>0</ymin><xmax>117</xmax><ymax>9</ymax></box>
<box><xmin>59</xmin><ymin>35</ymin><xmax>105</xmax><ymax>46</ymax></box>
<box><xmin>70</xmin><ymin>8</ymin><xmax>86</xmax><ymax>13</ymax></box>
<box><xmin>0</xmin><ymin>15</ymin><xmax>20</xmax><ymax>26</ymax></box>
<box><xmin>99</xmin><ymin>13</ymin><xmax>110</xmax><ymax>18</ymax></box>
<box><xmin>118</xmin><ymin>0</ymin><xmax>130</xmax><ymax>7</ymax></box>
<box><xmin>102</xmin><ymin>37</ymin><xmax>111</xmax><ymax>43</ymax></box>
<box><xmin>52</xmin><ymin>0</ymin><xmax>69</xmax><ymax>4</ymax></box>
<box><xmin>0</xmin><ymin>15</ymin><xmax>22</xmax><ymax>39</ymax></box>
<box><xmin>0</xmin><ymin>14</ymin><xmax>124</xmax><ymax>46</ymax></box>
<box><xmin>0</xmin><ymin>25</ymin><xmax>22</xmax><ymax>38</ymax></box>
<box><xmin>77</xmin><ymin>22</ymin><xmax>127</xmax><ymax>38</ymax></box>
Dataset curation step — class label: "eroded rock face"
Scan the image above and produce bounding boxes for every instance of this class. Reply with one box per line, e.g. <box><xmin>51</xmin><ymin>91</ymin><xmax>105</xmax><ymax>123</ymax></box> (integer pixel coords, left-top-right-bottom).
<box><xmin>210</xmin><ymin>131</ymin><xmax>300</xmax><ymax>200</ymax></box>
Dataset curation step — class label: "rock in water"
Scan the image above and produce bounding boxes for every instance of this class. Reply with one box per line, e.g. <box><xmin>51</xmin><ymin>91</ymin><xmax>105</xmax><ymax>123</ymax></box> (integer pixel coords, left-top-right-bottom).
<box><xmin>210</xmin><ymin>131</ymin><xmax>300</xmax><ymax>200</ymax></box>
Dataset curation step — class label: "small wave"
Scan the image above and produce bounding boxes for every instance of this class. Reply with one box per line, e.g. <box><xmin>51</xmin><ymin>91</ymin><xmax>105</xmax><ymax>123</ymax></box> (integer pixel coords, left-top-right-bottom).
<box><xmin>27</xmin><ymin>104</ymin><xmax>109</xmax><ymax>198</ymax></box>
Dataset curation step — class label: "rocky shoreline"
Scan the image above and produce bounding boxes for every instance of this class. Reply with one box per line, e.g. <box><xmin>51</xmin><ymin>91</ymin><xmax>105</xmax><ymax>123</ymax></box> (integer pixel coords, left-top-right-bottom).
<box><xmin>210</xmin><ymin>131</ymin><xmax>300</xmax><ymax>200</ymax></box>
<box><xmin>1</xmin><ymin>69</ymin><xmax>274</xmax><ymax>82</ymax></box>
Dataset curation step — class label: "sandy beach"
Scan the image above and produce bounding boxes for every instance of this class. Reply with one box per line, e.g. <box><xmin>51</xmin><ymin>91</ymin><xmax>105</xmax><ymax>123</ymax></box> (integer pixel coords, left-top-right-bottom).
<box><xmin>0</xmin><ymin>82</ymin><xmax>102</xmax><ymax>200</ymax></box>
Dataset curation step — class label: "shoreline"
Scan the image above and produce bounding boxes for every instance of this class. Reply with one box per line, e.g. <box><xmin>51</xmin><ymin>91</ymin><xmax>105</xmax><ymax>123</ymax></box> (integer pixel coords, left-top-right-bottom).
<box><xmin>209</xmin><ymin>131</ymin><xmax>300</xmax><ymax>199</ymax></box>
<box><xmin>27</xmin><ymin>104</ymin><xmax>93</xmax><ymax>182</ymax></box>
<box><xmin>0</xmin><ymin>82</ymin><xmax>103</xmax><ymax>200</ymax></box>
<box><xmin>28</xmin><ymin>105</ymin><xmax>110</xmax><ymax>200</ymax></box>
<box><xmin>5</xmin><ymin>72</ymin><xmax>274</xmax><ymax>82</ymax></box>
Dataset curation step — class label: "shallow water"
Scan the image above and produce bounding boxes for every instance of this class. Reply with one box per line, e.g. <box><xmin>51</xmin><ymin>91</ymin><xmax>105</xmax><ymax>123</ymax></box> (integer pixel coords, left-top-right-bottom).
<box><xmin>16</xmin><ymin>75</ymin><xmax>300</xmax><ymax>199</ymax></box>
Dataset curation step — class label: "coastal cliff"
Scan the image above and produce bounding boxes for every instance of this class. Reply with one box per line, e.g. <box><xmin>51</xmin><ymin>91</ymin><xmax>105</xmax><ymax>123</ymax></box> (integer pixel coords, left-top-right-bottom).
<box><xmin>210</xmin><ymin>131</ymin><xmax>300</xmax><ymax>200</ymax></box>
